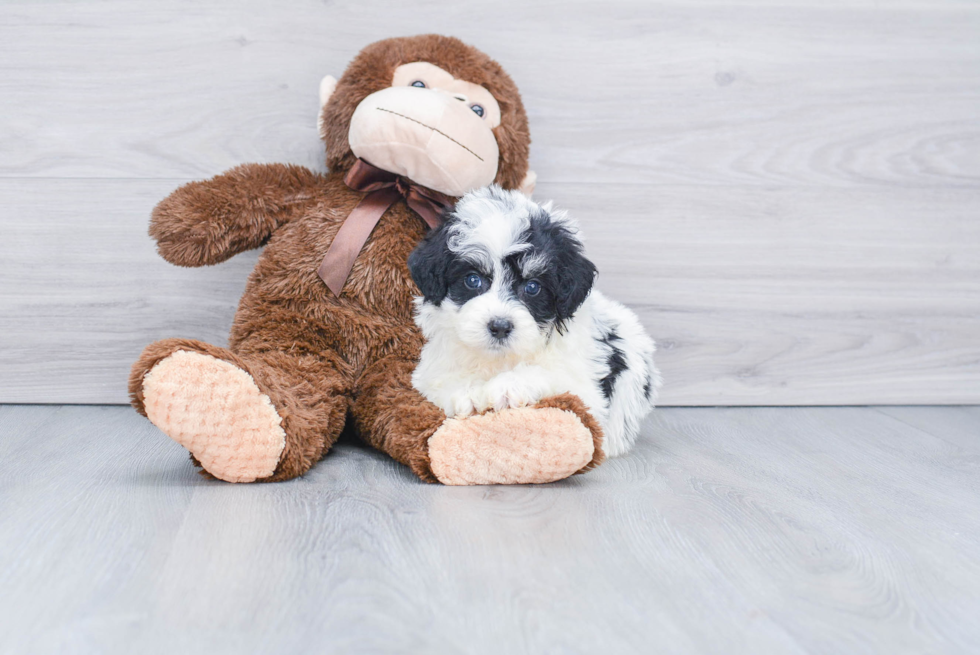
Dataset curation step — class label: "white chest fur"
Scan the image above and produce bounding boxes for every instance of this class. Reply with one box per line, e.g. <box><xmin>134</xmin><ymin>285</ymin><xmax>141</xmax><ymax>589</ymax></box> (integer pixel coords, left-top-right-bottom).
<box><xmin>412</xmin><ymin>290</ymin><xmax>657</xmax><ymax>457</ymax></box>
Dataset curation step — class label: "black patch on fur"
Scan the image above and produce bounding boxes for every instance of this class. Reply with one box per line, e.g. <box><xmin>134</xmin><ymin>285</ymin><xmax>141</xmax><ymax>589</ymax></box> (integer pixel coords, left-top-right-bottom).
<box><xmin>642</xmin><ymin>371</ymin><xmax>653</xmax><ymax>400</ymax></box>
<box><xmin>409</xmin><ymin>218</ymin><xmax>493</xmax><ymax>306</ymax></box>
<box><xmin>504</xmin><ymin>257</ymin><xmax>555</xmax><ymax>328</ymax></box>
<box><xmin>599</xmin><ymin>329</ymin><xmax>628</xmax><ymax>400</ymax></box>
<box><xmin>445</xmin><ymin>259</ymin><xmax>492</xmax><ymax>305</ymax></box>
<box><xmin>506</xmin><ymin>207</ymin><xmax>597</xmax><ymax>332</ymax></box>
<box><xmin>408</xmin><ymin>222</ymin><xmax>453</xmax><ymax>304</ymax></box>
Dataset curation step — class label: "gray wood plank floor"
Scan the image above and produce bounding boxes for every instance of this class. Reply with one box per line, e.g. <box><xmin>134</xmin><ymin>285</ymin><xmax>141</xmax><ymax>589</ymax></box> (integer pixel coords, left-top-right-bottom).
<box><xmin>2</xmin><ymin>0</ymin><xmax>978</xmax><ymax>405</ymax></box>
<box><xmin>1</xmin><ymin>405</ymin><xmax>977</xmax><ymax>654</ymax></box>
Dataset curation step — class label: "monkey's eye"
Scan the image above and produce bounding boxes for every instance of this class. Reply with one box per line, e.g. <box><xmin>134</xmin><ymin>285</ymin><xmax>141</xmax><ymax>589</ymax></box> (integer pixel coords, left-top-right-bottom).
<box><xmin>464</xmin><ymin>273</ymin><xmax>484</xmax><ymax>290</ymax></box>
<box><xmin>470</xmin><ymin>104</ymin><xmax>485</xmax><ymax>118</ymax></box>
<box><xmin>524</xmin><ymin>280</ymin><xmax>541</xmax><ymax>296</ymax></box>
<box><xmin>410</xmin><ymin>80</ymin><xmax>426</xmax><ymax>88</ymax></box>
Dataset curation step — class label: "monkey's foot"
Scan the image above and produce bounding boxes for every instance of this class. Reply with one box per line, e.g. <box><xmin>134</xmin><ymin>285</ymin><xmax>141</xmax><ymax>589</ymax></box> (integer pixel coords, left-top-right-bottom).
<box><xmin>141</xmin><ymin>350</ymin><xmax>286</xmax><ymax>483</ymax></box>
<box><xmin>427</xmin><ymin>394</ymin><xmax>604</xmax><ymax>485</ymax></box>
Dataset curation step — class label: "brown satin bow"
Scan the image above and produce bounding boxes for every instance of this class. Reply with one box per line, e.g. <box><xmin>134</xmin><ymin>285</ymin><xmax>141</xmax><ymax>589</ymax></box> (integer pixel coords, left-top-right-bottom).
<box><xmin>317</xmin><ymin>159</ymin><xmax>456</xmax><ymax>296</ymax></box>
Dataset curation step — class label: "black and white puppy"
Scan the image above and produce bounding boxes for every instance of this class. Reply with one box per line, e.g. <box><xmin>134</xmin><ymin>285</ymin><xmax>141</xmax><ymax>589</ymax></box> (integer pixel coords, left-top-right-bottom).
<box><xmin>408</xmin><ymin>186</ymin><xmax>660</xmax><ymax>457</ymax></box>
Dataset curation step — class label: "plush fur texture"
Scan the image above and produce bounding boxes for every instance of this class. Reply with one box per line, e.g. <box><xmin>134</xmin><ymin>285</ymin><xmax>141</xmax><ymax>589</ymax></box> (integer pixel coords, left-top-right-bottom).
<box><xmin>142</xmin><ymin>350</ymin><xmax>286</xmax><ymax>483</ymax></box>
<box><xmin>428</xmin><ymin>398</ymin><xmax>598</xmax><ymax>485</ymax></box>
<box><xmin>320</xmin><ymin>36</ymin><xmax>530</xmax><ymax>191</ymax></box>
<box><xmin>129</xmin><ymin>35</ymin><xmax>603</xmax><ymax>484</ymax></box>
<box><xmin>410</xmin><ymin>187</ymin><xmax>660</xmax><ymax>457</ymax></box>
<box><xmin>349</xmin><ymin>61</ymin><xmax>504</xmax><ymax>196</ymax></box>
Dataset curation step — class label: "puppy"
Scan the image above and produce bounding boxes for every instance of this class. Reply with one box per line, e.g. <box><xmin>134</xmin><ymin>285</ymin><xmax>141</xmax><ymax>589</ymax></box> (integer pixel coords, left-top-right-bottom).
<box><xmin>408</xmin><ymin>186</ymin><xmax>660</xmax><ymax>457</ymax></box>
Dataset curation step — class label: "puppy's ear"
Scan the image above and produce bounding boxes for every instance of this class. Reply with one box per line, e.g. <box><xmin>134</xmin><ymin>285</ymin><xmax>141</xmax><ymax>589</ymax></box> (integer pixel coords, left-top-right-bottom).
<box><xmin>554</xmin><ymin>243</ymin><xmax>597</xmax><ymax>331</ymax></box>
<box><xmin>408</xmin><ymin>224</ymin><xmax>452</xmax><ymax>303</ymax></box>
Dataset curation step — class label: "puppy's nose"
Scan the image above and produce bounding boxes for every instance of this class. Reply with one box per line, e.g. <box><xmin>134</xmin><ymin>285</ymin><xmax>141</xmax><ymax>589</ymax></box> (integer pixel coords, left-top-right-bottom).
<box><xmin>488</xmin><ymin>318</ymin><xmax>514</xmax><ymax>341</ymax></box>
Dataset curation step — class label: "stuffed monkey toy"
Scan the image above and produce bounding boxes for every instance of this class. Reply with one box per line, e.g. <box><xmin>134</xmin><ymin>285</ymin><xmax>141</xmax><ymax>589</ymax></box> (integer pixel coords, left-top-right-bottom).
<box><xmin>129</xmin><ymin>35</ymin><xmax>604</xmax><ymax>485</ymax></box>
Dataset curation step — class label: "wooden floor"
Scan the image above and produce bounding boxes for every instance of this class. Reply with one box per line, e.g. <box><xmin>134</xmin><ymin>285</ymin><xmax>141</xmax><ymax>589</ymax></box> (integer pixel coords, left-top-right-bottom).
<box><xmin>2</xmin><ymin>3</ymin><xmax>976</xmax><ymax>652</ymax></box>
<box><xmin>1</xmin><ymin>405</ymin><xmax>977</xmax><ymax>654</ymax></box>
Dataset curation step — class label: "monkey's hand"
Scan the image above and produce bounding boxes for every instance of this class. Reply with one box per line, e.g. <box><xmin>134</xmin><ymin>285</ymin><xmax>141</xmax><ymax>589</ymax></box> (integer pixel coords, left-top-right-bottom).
<box><xmin>150</xmin><ymin>163</ymin><xmax>323</xmax><ymax>267</ymax></box>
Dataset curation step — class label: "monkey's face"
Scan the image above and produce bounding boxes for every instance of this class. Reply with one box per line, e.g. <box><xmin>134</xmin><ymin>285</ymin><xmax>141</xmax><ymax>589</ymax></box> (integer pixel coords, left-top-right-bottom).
<box><xmin>347</xmin><ymin>62</ymin><xmax>502</xmax><ymax>197</ymax></box>
<box><xmin>320</xmin><ymin>36</ymin><xmax>532</xmax><ymax>194</ymax></box>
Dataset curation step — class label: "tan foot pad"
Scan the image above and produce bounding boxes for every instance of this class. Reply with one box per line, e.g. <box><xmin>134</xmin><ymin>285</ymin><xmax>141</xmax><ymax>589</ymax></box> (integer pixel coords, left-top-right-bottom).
<box><xmin>428</xmin><ymin>407</ymin><xmax>595</xmax><ymax>485</ymax></box>
<box><xmin>142</xmin><ymin>350</ymin><xmax>286</xmax><ymax>483</ymax></box>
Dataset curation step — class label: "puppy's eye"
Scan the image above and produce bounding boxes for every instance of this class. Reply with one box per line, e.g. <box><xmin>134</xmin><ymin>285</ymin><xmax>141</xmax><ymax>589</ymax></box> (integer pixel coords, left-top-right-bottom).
<box><xmin>464</xmin><ymin>273</ymin><xmax>484</xmax><ymax>290</ymax></box>
<box><xmin>410</xmin><ymin>80</ymin><xmax>426</xmax><ymax>88</ymax></box>
<box><xmin>470</xmin><ymin>104</ymin><xmax>485</xmax><ymax>118</ymax></box>
<box><xmin>524</xmin><ymin>280</ymin><xmax>541</xmax><ymax>296</ymax></box>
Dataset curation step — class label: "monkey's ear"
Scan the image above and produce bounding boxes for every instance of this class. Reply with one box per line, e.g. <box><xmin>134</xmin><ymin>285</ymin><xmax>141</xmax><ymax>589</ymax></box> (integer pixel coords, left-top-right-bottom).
<box><xmin>317</xmin><ymin>75</ymin><xmax>338</xmax><ymax>138</ymax></box>
<box><xmin>319</xmin><ymin>75</ymin><xmax>338</xmax><ymax>108</ymax></box>
<box><xmin>519</xmin><ymin>170</ymin><xmax>537</xmax><ymax>197</ymax></box>
<box><xmin>408</xmin><ymin>225</ymin><xmax>452</xmax><ymax>303</ymax></box>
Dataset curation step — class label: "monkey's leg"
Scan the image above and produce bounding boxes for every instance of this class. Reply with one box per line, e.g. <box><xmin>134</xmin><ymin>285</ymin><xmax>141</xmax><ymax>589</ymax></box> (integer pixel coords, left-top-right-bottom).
<box><xmin>353</xmin><ymin>356</ymin><xmax>605</xmax><ymax>485</ymax></box>
<box><xmin>129</xmin><ymin>338</ymin><xmax>352</xmax><ymax>483</ymax></box>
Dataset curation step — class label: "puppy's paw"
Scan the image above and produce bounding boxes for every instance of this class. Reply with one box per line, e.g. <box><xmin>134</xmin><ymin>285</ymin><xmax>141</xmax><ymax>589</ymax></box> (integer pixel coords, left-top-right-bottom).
<box><xmin>445</xmin><ymin>390</ymin><xmax>478</xmax><ymax>418</ymax></box>
<box><xmin>485</xmin><ymin>371</ymin><xmax>546</xmax><ymax>412</ymax></box>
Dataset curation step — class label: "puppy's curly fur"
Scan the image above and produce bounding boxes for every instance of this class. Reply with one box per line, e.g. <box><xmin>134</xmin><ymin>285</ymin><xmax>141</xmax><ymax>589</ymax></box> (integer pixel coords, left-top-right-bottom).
<box><xmin>410</xmin><ymin>186</ymin><xmax>661</xmax><ymax>457</ymax></box>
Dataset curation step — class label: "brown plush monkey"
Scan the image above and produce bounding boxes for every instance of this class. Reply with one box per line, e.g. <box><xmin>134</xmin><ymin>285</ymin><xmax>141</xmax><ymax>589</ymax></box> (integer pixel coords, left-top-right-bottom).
<box><xmin>129</xmin><ymin>35</ymin><xmax>604</xmax><ymax>485</ymax></box>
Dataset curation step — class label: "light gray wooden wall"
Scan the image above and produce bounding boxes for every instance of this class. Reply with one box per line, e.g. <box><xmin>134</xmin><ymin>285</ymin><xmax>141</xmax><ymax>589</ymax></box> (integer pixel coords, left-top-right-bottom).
<box><xmin>1</xmin><ymin>0</ymin><xmax>978</xmax><ymax>405</ymax></box>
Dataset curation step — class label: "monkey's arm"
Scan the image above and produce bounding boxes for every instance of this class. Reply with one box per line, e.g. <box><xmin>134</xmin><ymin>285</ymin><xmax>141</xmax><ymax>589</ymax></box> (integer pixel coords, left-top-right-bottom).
<box><xmin>150</xmin><ymin>163</ymin><xmax>324</xmax><ymax>267</ymax></box>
